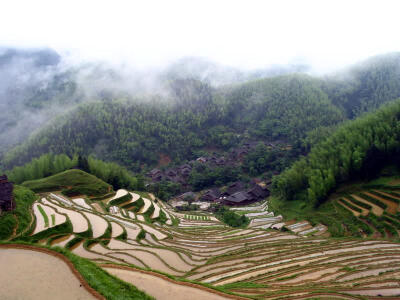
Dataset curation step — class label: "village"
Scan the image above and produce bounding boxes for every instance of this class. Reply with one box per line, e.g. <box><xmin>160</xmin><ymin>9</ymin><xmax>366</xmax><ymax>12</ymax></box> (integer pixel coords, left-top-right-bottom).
<box><xmin>145</xmin><ymin>140</ymin><xmax>289</xmax><ymax>211</ymax></box>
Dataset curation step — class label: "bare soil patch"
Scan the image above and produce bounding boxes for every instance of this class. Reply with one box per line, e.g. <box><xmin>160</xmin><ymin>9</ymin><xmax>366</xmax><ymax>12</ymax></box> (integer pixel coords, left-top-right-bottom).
<box><xmin>372</xmin><ymin>190</ymin><xmax>399</xmax><ymax>214</ymax></box>
<box><xmin>352</xmin><ymin>194</ymin><xmax>384</xmax><ymax>216</ymax></box>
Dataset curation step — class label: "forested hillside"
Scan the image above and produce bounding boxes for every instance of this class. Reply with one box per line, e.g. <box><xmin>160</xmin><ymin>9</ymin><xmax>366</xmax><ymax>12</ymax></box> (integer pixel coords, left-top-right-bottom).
<box><xmin>2</xmin><ymin>52</ymin><xmax>400</xmax><ymax>182</ymax></box>
<box><xmin>323</xmin><ymin>53</ymin><xmax>400</xmax><ymax>118</ymax></box>
<box><xmin>273</xmin><ymin>99</ymin><xmax>400</xmax><ymax>206</ymax></box>
<box><xmin>2</xmin><ymin>74</ymin><xmax>343</xmax><ymax>171</ymax></box>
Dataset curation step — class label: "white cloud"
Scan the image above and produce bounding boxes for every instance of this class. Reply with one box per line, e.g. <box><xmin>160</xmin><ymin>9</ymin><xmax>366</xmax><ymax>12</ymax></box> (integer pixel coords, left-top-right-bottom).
<box><xmin>0</xmin><ymin>0</ymin><xmax>399</xmax><ymax>71</ymax></box>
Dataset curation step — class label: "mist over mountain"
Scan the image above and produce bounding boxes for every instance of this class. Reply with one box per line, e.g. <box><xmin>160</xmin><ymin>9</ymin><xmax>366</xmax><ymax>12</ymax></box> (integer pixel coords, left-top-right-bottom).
<box><xmin>0</xmin><ymin>47</ymin><xmax>313</xmax><ymax>155</ymax></box>
<box><xmin>2</xmin><ymin>47</ymin><xmax>400</xmax><ymax>175</ymax></box>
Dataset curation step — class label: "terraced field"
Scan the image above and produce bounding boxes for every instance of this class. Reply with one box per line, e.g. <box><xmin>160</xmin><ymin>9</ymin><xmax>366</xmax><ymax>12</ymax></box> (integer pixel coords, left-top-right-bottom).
<box><xmin>6</xmin><ymin>188</ymin><xmax>400</xmax><ymax>299</ymax></box>
<box><xmin>337</xmin><ymin>187</ymin><xmax>400</xmax><ymax>238</ymax></box>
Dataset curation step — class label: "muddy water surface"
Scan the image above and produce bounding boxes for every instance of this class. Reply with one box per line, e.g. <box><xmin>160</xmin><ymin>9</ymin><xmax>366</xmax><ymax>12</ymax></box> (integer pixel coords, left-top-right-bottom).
<box><xmin>0</xmin><ymin>248</ymin><xmax>96</xmax><ymax>300</ymax></box>
<box><xmin>104</xmin><ymin>267</ymin><xmax>229</xmax><ymax>300</ymax></box>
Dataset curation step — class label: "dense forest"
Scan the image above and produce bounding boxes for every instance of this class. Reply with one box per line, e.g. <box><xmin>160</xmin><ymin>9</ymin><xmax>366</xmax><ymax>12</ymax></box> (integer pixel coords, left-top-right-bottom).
<box><xmin>272</xmin><ymin>100</ymin><xmax>400</xmax><ymax>206</ymax></box>
<box><xmin>2</xmin><ymin>52</ymin><xmax>400</xmax><ymax>193</ymax></box>
<box><xmin>2</xmin><ymin>74</ymin><xmax>344</xmax><ymax>171</ymax></box>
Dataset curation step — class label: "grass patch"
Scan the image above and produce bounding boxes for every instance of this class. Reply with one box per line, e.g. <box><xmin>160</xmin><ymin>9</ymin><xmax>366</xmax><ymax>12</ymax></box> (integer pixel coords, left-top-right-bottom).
<box><xmin>22</xmin><ymin>169</ymin><xmax>111</xmax><ymax>197</ymax></box>
<box><xmin>51</xmin><ymin>214</ymin><xmax>55</xmax><ymax>226</ymax></box>
<box><xmin>221</xmin><ymin>282</ymin><xmax>269</xmax><ymax>289</ymax></box>
<box><xmin>108</xmin><ymin>192</ymin><xmax>133</xmax><ymax>208</ymax></box>
<box><xmin>136</xmin><ymin>229</ymin><xmax>146</xmax><ymax>241</ymax></box>
<box><xmin>65</xmin><ymin>236</ymin><xmax>84</xmax><ymax>249</ymax></box>
<box><xmin>121</xmin><ymin>198</ymin><xmax>144</xmax><ymax>213</ymax></box>
<box><xmin>275</xmin><ymin>274</ymin><xmax>298</xmax><ymax>281</ymax></box>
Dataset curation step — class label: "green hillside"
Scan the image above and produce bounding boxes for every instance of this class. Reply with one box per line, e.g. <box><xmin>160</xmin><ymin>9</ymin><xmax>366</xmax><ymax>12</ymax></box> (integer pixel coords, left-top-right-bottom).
<box><xmin>273</xmin><ymin>99</ymin><xmax>400</xmax><ymax>205</ymax></box>
<box><xmin>2</xmin><ymin>74</ymin><xmax>343</xmax><ymax>170</ymax></box>
<box><xmin>22</xmin><ymin>169</ymin><xmax>112</xmax><ymax>197</ymax></box>
<box><xmin>4</xmin><ymin>53</ymin><xmax>400</xmax><ymax>174</ymax></box>
<box><xmin>271</xmin><ymin>99</ymin><xmax>400</xmax><ymax>236</ymax></box>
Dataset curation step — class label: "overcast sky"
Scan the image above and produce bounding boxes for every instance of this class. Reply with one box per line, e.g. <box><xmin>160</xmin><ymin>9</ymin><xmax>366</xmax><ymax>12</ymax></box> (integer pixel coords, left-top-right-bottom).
<box><xmin>1</xmin><ymin>0</ymin><xmax>399</xmax><ymax>72</ymax></box>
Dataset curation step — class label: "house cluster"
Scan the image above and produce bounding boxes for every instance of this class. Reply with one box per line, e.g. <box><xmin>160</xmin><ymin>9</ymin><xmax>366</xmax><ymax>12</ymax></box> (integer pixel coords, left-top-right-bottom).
<box><xmin>0</xmin><ymin>175</ymin><xmax>15</xmax><ymax>212</ymax></box>
<box><xmin>147</xmin><ymin>141</ymin><xmax>278</xmax><ymax>185</ymax></box>
<box><xmin>200</xmin><ymin>181</ymin><xmax>270</xmax><ymax>206</ymax></box>
<box><xmin>147</xmin><ymin>163</ymin><xmax>193</xmax><ymax>185</ymax></box>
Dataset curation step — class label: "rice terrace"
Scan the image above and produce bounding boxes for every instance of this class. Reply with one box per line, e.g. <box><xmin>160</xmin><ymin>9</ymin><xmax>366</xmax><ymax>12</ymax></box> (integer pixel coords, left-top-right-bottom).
<box><xmin>3</xmin><ymin>4</ymin><xmax>400</xmax><ymax>298</ymax></box>
<box><xmin>1</xmin><ymin>169</ymin><xmax>400</xmax><ymax>299</ymax></box>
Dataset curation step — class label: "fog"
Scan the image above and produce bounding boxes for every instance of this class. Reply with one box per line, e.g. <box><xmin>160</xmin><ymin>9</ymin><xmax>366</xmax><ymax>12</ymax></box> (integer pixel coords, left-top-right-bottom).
<box><xmin>2</xmin><ymin>0</ymin><xmax>400</xmax><ymax>73</ymax></box>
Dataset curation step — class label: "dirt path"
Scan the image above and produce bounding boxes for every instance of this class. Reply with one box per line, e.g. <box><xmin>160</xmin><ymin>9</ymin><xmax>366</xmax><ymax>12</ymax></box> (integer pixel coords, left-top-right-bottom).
<box><xmin>0</xmin><ymin>247</ymin><xmax>99</xmax><ymax>300</ymax></box>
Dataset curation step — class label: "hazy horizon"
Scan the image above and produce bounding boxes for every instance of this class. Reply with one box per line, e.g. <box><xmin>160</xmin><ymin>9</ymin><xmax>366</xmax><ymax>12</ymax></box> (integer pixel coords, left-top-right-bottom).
<box><xmin>2</xmin><ymin>0</ymin><xmax>400</xmax><ymax>73</ymax></box>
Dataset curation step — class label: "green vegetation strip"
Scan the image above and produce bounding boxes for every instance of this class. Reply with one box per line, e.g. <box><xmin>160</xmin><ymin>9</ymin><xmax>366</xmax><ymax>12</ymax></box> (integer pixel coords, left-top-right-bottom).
<box><xmin>346</xmin><ymin>195</ymin><xmax>372</xmax><ymax>210</ymax></box>
<box><xmin>108</xmin><ymin>193</ymin><xmax>133</xmax><ymax>208</ymax></box>
<box><xmin>358</xmin><ymin>192</ymin><xmax>387</xmax><ymax>209</ymax></box>
<box><xmin>136</xmin><ymin>229</ymin><xmax>146</xmax><ymax>241</ymax></box>
<box><xmin>339</xmin><ymin>199</ymin><xmax>362</xmax><ymax>213</ymax></box>
<box><xmin>0</xmin><ymin>243</ymin><xmax>153</xmax><ymax>300</ymax></box>
<box><xmin>369</xmin><ymin>190</ymin><xmax>400</xmax><ymax>204</ymax></box>
<box><xmin>37</xmin><ymin>205</ymin><xmax>49</xmax><ymax>228</ymax></box>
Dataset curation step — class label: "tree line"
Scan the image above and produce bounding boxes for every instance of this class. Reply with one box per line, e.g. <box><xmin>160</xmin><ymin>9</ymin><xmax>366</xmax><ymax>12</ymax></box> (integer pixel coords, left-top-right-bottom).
<box><xmin>4</xmin><ymin>153</ymin><xmax>141</xmax><ymax>191</ymax></box>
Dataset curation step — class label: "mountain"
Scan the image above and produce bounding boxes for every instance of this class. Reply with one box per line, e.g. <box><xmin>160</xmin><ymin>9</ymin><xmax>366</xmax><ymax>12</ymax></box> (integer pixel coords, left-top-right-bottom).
<box><xmin>2</xmin><ymin>50</ymin><xmax>400</xmax><ymax>179</ymax></box>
